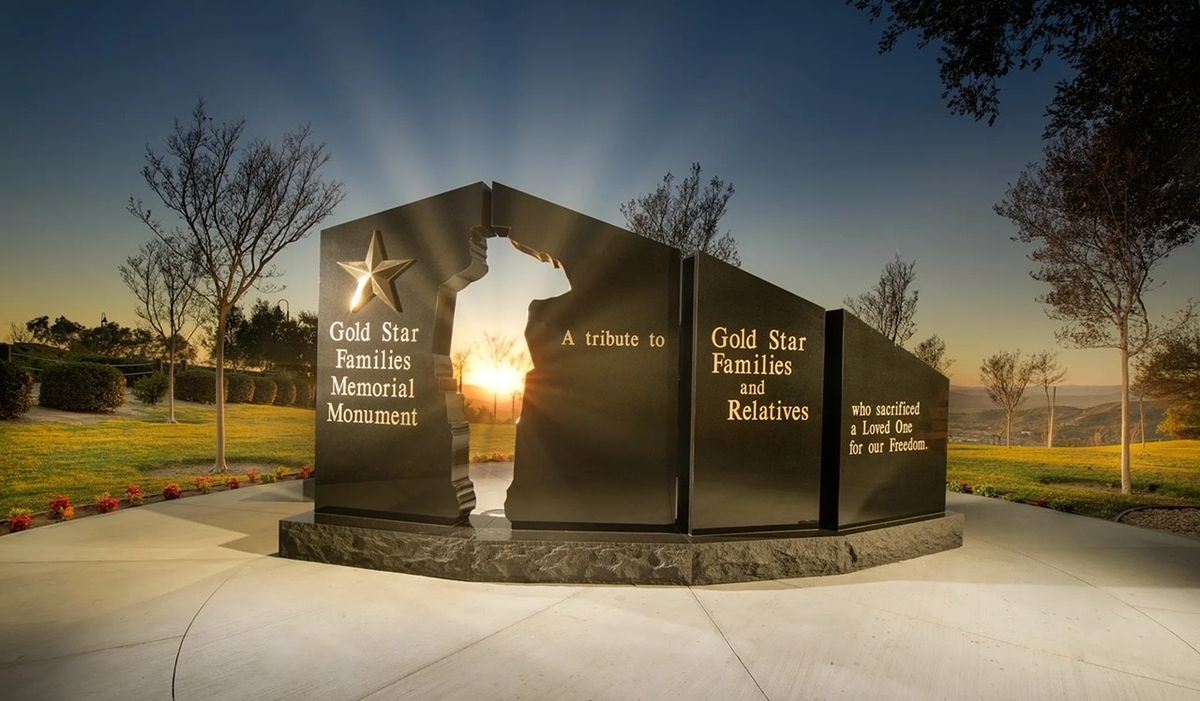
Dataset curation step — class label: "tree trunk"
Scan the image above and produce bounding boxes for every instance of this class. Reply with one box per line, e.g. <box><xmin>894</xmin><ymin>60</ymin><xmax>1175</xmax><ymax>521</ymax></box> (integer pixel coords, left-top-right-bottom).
<box><xmin>1119</xmin><ymin>344</ymin><xmax>1132</xmax><ymax>494</ymax></box>
<box><xmin>1043</xmin><ymin>386</ymin><xmax>1051</xmax><ymax>448</ymax></box>
<box><xmin>1005</xmin><ymin>410</ymin><xmax>1012</xmax><ymax>447</ymax></box>
<box><xmin>214</xmin><ymin>306</ymin><xmax>229</xmax><ymax>473</ymax></box>
<box><xmin>1048</xmin><ymin>386</ymin><xmax>1056</xmax><ymax>448</ymax></box>
<box><xmin>167</xmin><ymin>342</ymin><xmax>177</xmax><ymax>425</ymax></box>
<box><xmin>1139</xmin><ymin>394</ymin><xmax>1146</xmax><ymax>449</ymax></box>
<box><xmin>492</xmin><ymin>390</ymin><xmax>497</xmax><ymax>425</ymax></box>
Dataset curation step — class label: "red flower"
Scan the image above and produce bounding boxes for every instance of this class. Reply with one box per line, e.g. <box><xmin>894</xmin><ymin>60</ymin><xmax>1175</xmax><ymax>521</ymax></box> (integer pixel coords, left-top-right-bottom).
<box><xmin>162</xmin><ymin>483</ymin><xmax>183</xmax><ymax>500</ymax></box>
<box><xmin>299</xmin><ymin>465</ymin><xmax>313</xmax><ymax>479</ymax></box>
<box><xmin>226</xmin><ymin>477</ymin><xmax>240</xmax><ymax>490</ymax></box>
<box><xmin>125</xmin><ymin>485</ymin><xmax>145</xmax><ymax>506</ymax></box>
<box><xmin>48</xmin><ymin>495</ymin><xmax>74</xmax><ymax>520</ymax></box>
<box><xmin>7</xmin><ymin>513</ymin><xmax>32</xmax><ymax>533</ymax></box>
<box><xmin>95</xmin><ymin>493</ymin><xmax>120</xmax><ymax>514</ymax></box>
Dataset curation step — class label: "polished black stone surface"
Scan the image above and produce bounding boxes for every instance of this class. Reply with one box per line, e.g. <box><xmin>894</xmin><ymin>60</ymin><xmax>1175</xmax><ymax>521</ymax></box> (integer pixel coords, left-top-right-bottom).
<box><xmin>314</xmin><ymin>184</ymin><xmax>491</xmax><ymax>525</ymax></box>
<box><xmin>493</xmin><ymin>184</ymin><xmax>683</xmax><ymax>530</ymax></box>
<box><xmin>821</xmin><ymin>310</ymin><xmax>949</xmax><ymax>530</ymax></box>
<box><xmin>686</xmin><ymin>253</ymin><xmax>825</xmax><ymax>533</ymax></box>
<box><xmin>310</xmin><ymin>182</ymin><xmax>953</xmax><ymax>556</ymax></box>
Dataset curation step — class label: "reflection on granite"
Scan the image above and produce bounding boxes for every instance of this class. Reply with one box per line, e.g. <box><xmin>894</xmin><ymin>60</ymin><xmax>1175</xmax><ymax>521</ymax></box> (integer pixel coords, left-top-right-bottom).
<box><xmin>279</xmin><ymin>511</ymin><xmax>963</xmax><ymax>585</ymax></box>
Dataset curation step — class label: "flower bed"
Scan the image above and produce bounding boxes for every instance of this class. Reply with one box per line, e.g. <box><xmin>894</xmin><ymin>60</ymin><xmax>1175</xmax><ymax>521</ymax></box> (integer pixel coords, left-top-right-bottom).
<box><xmin>2</xmin><ymin>465</ymin><xmax>314</xmax><ymax>534</ymax></box>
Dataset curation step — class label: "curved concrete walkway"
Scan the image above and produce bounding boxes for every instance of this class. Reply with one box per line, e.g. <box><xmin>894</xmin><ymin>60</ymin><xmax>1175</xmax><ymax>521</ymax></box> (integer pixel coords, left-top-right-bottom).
<box><xmin>1</xmin><ymin>466</ymin><xmax>1198</xmax><ymax>700</ymax></box>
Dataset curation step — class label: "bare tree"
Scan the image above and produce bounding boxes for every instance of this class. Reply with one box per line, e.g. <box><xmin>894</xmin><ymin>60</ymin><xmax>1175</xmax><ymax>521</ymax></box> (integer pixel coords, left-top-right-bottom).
<box><xmin>129</xmin><ymin>100</ymin><xmax>344</xmax><ymax>472</ymax></box>
<box><xmin>509</xmin><ymin>349</ymin><xmax>533</xmax><ymax>422</ymax></box>
<box><xmin>979</xmin><ymin>350</ymin><xmax>1034</xmax><ymax>447</ymax></box>
<box><xmin>7</xmin><ymin>322</ymin><xmax>32</xmax><ymax>344</ymax></box>
<box><xmin>621</xmin><ymin>162</ymin><xmax>740</xmax><ymax>265</ymax></box>
<box><xmin>119</xmin><ymin>237</ymin><xmax>202</xmax><ymax>424</ymax></box>
<box><xmin>845</xmin><ymin>255</ymin><xmax>919</xmax><ymax>347</ymax></box>
<box><xmin>913</xmin><ymin>334</ymin><xmax>953</xmax><ymax>374</ymax></box>
<box><xmin>451</xmin><ymin>345</ymin><xmax>473</xmax><ymax>394</ymax></box>
<box><xmin>997</xmin><ymin>119</ymin><xmax>1198</xmax><ymax>492</ymax></box>
<box><xmin>1027</xmin><ymin>351</ymin><xmax>1067</xmax><ymax>448</ymax></box>
<box><xmin>1130</xmin><ymin>381</ymin><xmax>1147</xmax><ymax>448</ymax></box>
<box><xmin>481</xmin><ymin>333</ymin><xmax>516</xmax><ymax>425</ymax></box>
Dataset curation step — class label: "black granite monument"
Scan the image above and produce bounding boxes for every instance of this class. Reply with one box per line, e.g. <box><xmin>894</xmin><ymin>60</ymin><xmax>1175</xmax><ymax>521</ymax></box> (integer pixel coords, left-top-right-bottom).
<box><xmin>494</xmin><ymin>184</ymin><xmax>682</xmax><ymax>530</ymax></box>
<box><xmin>685</xmin><ymin>253</ymin><xmax>826</xmax><ymax>534</ymax></box>
<box><xmin>821</xmin><ymin>310</ymin><xmax>950</xmax><ymax>530</ymax></box>
<box><xmin>284</xmin><ymin>181</ymin><xmax>959</xmax><ymax>584</ymax></box>
<box><xmin>315</xmin><ymin>184</ymin><xmax>489</xmax><ymax>526</ymax></box>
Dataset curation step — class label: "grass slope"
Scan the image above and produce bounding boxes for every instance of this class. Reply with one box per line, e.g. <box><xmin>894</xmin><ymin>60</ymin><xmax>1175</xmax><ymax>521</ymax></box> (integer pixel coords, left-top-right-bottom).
<box><xmin>4</xmin><ymin>399</ymin><xmax>1195</xmax><ymax>523</ymax></box>
<box><xmin>470</xmin><ymin>422</ymin><xmax>516</xmax><ymax>457</ymax></box>
<box><xmin>0</xmin><ymin>403</ymin><xmax>314</xmax><ymax>515</ymax></box>
<box><xmin>948</xmin><ymin>441</ymin><xmax>1200</xmax><ymax>519</ymax></box>
<box><xmin>952</xmin><ymin>400</ymin><xmax>1170</xmax><ymax>446</ymax></box>
<box><xmin>0</xmin><ymin>403</ymin><xmax>521</xmax><ymax>515</ymax></box>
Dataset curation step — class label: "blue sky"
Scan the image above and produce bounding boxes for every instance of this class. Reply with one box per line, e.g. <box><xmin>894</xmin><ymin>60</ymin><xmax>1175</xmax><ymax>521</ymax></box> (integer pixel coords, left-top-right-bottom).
<box><xmin>2</xmin><ymin>1</ymin><xmax>1196</xmax><ymax>384</ymax></box>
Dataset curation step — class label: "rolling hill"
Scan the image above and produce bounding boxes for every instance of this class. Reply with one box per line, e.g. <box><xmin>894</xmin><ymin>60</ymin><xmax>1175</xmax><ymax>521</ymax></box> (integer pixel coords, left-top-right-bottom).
<box><xmin>951</xmin><ymin>393</ymin><xmax>1169</xmax><ymax>446</ymax></box>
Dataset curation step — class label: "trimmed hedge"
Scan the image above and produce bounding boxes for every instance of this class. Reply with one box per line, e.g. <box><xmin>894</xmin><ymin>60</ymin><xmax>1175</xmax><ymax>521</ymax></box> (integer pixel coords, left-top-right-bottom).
<box><xmin>226</xmin><ymin>373</ymin><xmax>255</xmax><ymax>403</ymax></box>
<box><xmin>272</xmin><ymin>375</ymin><xmax>297</xmax><ymax>406</ymax></box>
<box><xmin>132</xmin><ymin>372</ymin><xmax>168</xmax><ymax>405</ymax></box>
<box><xmin>292</xmin><ymin>377</ymin><xmax>314</xmax><ymax>407</ymax></box>
<box><xmin>174</xmin><ymin>369</ymin><xmax>225</xmax><ymax>404</ymax></box>
<box><xmin>39</xmin><ymin>362</ymin><xmax>125</xmax><ymax>412</ymax></box>
<box><xmin>0</xmin><ymin>360</ymin><xmax>35</xmax><ymax>419</ymax></box>
<box><xmin>251</xmin><ymin>376</ymin><xmax>277</xmax><ymax>405</ymax></box>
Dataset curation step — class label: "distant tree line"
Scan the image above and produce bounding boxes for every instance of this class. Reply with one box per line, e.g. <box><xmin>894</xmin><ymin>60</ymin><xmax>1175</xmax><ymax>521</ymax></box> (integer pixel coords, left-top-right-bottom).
<box><xmin>19</xmin><ymin>314</ymin><xmax>172</xmax><ymax>360</ymax></box>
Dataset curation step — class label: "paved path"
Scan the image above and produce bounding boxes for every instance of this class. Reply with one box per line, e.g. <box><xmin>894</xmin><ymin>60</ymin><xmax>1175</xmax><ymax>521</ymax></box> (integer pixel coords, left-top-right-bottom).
<box><xmin>1</xmin><ymin>467</ymin><xmax>1198</xmax><ymax>700</ymax></box>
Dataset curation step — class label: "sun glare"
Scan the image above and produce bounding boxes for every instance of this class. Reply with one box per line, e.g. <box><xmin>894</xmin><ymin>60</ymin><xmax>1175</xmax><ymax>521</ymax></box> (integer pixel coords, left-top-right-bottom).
<box><xmin>472</xmin><ymin>364</ymin><xmax>524</xmax><ymax>396</ymax></box>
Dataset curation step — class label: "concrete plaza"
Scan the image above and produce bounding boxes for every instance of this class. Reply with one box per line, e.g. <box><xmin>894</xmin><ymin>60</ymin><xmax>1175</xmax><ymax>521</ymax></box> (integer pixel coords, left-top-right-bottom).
<box><xmin>1</xmin><ymin>464</ymin><xmax>1198</xmax><ymax>700</ymax></box>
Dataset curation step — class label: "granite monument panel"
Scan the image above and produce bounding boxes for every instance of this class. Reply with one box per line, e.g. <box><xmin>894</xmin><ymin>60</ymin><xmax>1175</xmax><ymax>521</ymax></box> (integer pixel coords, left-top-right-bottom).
<box><xmin>314</xmin><ymin>183</ymin><xmax>491</xmax><ymax>525</ymax></box>
<box><xmin>686</xmin><ymin>253</ymin><xmax>825</xmax><ymax>533</ymax></box>
<box><xmin>310</xmin><ymin>181</ymin><xmax>952</xmax><ymax>543</ymax></box>
<box><xmin>492</xmin><ymin>183</ymin><xmax>683</xmax><ymax>530</ymax></box>
<box><xmin>821</xmin><ymin>310</ymin><xmax>949</xmax><ymax>530</ymax></box>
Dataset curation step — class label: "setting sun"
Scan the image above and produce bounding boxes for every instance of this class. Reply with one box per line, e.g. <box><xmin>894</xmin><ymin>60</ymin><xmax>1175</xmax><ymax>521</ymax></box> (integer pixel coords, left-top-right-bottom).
<box><xmin>470</xmin><ymin>364</ymin><xmax>524</xmax><ymax>396</ymax></box>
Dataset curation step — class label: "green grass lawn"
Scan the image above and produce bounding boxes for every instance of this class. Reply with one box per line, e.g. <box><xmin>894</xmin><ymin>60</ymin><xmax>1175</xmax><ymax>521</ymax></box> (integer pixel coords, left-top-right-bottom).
<box><xmin>0</xmin><ymin>404</ymin><xmax>521</xmax><ymax>516</ymax></box>
<box><xmin>948</xmin><ymin>441</ymin><xmax>1200</xmax><ymax>519</ymax></box>
<box><xmin>4</xmin><ymin>399</ymin><xmax>1195</xmax><ymax>522</ymax></box>
<box><xmin>0</xmin><ymin>403</ymin><xmax>315</xmax><ymax>515</ymax></box>
<box><xmin>469</xmin><ymin>422</ymin><xmax>516</xmax><ymax>458</ymax></box>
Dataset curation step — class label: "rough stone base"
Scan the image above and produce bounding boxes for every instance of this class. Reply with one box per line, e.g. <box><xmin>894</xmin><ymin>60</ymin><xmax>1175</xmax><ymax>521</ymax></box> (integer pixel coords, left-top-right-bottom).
<box><xmin>279</xmin><ymin>512</ymin><xmax>962</xmax><ymax>585</ymax></box>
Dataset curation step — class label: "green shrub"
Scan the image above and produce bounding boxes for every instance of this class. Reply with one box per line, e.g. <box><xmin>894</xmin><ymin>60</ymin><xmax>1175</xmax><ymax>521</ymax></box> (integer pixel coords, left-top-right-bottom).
<box><xmin>226</xmin><ymin>373</ymin><xmax>255</xmax><ymax>403</ymax></box>
<box><xmin>251</xmin><ymin>377</ymin><xmax>277</xmax><ymax>405</ymax></box>
<box><xmin>132</xmin><ymin>373</ymin><xmax>168</xmax><ymax>405</ymax></box>
<box><xmin>0</xmin><ymin>361</ymin><xmax>35</xmax><ymax>419</ymax></box>
<box><xmin>292</xmin><ymin>377</ymin><xmax>314</xmax><ymax>407</ymax></box>
<box><xmin>464</xmin><ymin>399</ymin><xmax>493</xmax><ymax>423</ymax></box>
<box><xmin>39</xmin><ymin>362</ymin><xmax>125</xmax><ymax>412</ymax></box>
<box><xmin>174</xmin><ymin>369</ymin><xmax>225</xmax><ymax>404</ymax></box>
<box><xmin>1160</xmin><ymin>402</ymin><xmax>1200</xmax><ymax>439</ymax></box>
<box><xmin>272</xmin><ymin>375</ymin><xmax>297</xmax><ymax>406</ymax></box>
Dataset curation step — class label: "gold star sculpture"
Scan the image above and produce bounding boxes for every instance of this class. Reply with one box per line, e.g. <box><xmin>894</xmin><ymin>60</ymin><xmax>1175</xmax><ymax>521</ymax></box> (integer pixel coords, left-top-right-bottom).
<box><xmin>338</xmin><ymin>230</ymin><xmax>416</xmax><ymax>313</ymax></box>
